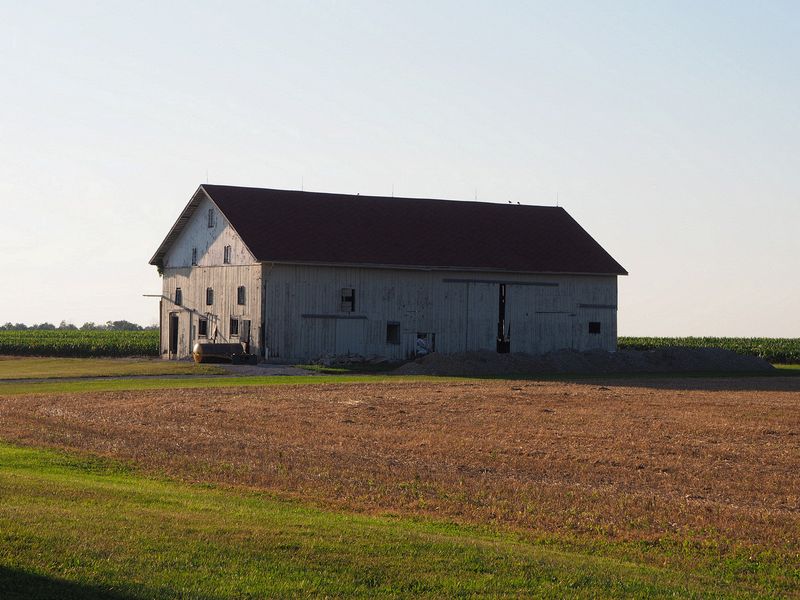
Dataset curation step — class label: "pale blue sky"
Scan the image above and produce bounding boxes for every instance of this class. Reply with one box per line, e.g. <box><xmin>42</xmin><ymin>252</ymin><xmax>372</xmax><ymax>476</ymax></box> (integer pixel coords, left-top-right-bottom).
<box><xmin>1</xmin><ymin>1</ymin><xmax>798</xmax><ymax>335</ymax></box>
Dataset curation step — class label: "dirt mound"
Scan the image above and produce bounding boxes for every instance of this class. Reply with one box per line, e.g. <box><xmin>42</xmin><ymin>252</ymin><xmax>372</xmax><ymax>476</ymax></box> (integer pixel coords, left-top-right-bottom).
<box><xmin>394</xmin><ymin>347</ymin><xmax>775</xmax><ymax>377</ymax></box>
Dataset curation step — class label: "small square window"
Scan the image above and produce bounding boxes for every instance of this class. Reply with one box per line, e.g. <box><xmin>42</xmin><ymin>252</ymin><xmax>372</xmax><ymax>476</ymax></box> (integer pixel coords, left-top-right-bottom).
<box><xmin>340</xmin><ymin>288</ymin><xmax>355</xmax><ymax>312</ymax></box>
<box><xmin>191</xmin><ymin>248</ymin><xmax>198</xmax><ymax>266</ymax></box>
<box><xmin>230</xmin><ymin>317</ymin><xmax>239</xmax><ymax>336</ymax></box>
<box><xmin>237</xmin><ymin>286</ymin><xmax>246</xmax><ymax>305</ymax></box>
<box><xmin>416</xmin><ymin>333</ymin><xmax>435</xmax><ymax>354</ymax></box>
<box><xmin>206</xmin><ymin>288</ymin><xmax>214</xmax><ymax>306</ymax></box>
<box><xmin>207</xmin><ymin>208</ymin><xmax>215</xmax><ymax>228</ymax></box>
<box><xmin>174</xmin><ymin>288</ymin><xmax>182</xmax><ymax>306</ymax></box>
<box><xmin>198</xmin><ymin>318</ymin><xmax>208</xmax><ymax>337</ymax></box>
<box><xmin>589</xmin><ymin>321</ymin><xmax>601</xmax><ymax>334</ymax></box>
<box><xmin>386</xmin><ymin>322</ymin><xmax>400</xmax><ymax>344</ymax></box>
<box><xmin>223</xmin><ymin>245</ymin><xmax>231</xmax><ymax>264</ymax></box>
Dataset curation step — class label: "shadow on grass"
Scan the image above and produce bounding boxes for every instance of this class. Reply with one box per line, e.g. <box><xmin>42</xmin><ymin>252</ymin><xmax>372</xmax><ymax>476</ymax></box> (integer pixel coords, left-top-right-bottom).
<box><xmin>391</xmin><ymin>366</ymin><xmax>800</xmax><ymax>392</ymax></box>
<box><xmin>294</xmin><ymin>362</ymin><xmax>402</xmax><ymax>375</ymax></box>
<box><xmin>0</xmin><ymin>566</ymin><xmax>140</xmax><ymax>600</ymax></box>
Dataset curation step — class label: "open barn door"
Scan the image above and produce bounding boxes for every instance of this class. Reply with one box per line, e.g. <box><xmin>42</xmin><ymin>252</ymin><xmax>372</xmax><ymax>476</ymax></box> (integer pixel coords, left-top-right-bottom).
<box><xmin>169</xmin><ymin>313</ymin><xmax>179</xmax><ymax>356</ymax></box>
<box><xmin>240</xmin><ymin>319</ymin><xmax>251</xmax><ymax>353</ymax></box>
<box><xmin>496</xmin><ymin>284</ymin><xmax>510</xmax><ymax>353</ymax></box>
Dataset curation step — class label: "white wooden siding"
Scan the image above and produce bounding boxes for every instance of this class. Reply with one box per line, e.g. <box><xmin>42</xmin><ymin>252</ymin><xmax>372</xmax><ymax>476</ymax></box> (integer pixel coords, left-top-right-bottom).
<box><xmin>160</xmin><ymin>265</ymin><xmax>262</xmax><ymax>358</ymax></box>
<box><xmin>162</xmin><ymin>195</ymin><xmax>256</xmax><ymax>269</ymax></box>
<box><xmin>262</xmin><ymin>264</ymin><xmax>618</xmax><ymax>361</ymax></box>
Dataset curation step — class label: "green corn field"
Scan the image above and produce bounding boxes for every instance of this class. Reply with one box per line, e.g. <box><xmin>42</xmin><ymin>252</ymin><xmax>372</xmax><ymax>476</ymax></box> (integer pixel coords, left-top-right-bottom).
<box><xmin>0</xmin><ymin>330</ymin><xmax>797</xmax><ymax>363</ymax></box>
<box><xmin>618</xmin><ymin>337</ymin><xmax>800</xmax><ymax>364</ymax></box>
<box><xmin>0</xmin><ymin>330</ymin><xmax>159</xmax><ymax>358</ymax></box>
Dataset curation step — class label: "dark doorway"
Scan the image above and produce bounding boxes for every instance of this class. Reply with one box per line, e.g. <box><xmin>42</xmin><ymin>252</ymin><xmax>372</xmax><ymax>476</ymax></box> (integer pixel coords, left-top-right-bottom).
<box><xmin>169</xmin><ymin>313</ymin><xmax>179</xmax><ymax>355</ymax></box>
<box><xmin>496</xmin><ymin>284</ymin><xmax>510</xmax><ymax>353</ymax></box>
<box><xmin>240</xmin><ymin>319</ymin><xmax>251</xmax><ymax>353</ymax></box>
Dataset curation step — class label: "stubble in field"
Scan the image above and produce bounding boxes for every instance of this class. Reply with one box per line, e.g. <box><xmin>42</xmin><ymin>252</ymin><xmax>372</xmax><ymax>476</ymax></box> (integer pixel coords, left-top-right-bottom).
<box><xmin>1</xmin><ymin>378</ymin><xmax>798</xmax><ymax>559</ymax></box>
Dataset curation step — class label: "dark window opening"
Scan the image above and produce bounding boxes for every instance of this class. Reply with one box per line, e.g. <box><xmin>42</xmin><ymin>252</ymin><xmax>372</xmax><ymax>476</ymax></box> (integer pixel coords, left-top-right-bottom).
<box><xmin>589</xmin><ymin>321</ymin><xmax>601</xmax><ymax>334</ymax></box>
<box><xmin>223</xmin><ymin>245</ymin><xmax>231</xmax><ymax>264</ymax></box>
<box><xmin>230</xmin><ymin>317</ymin><xmax>239</xmax><ymax>336</ymax></box>
<box><xmin>198</xmin><ymin>318</ymin><xmax>208</xmax><ymax>337</ymax></box>
<box><xmin>386</xmin><ymin>322</ymin><xmax>400</xmax><ymax>344</ymax></box>
<box><xmin>340</xmin><ymin>288</ymin><xmax>355</xmax><ymax>312</ymax></box>
<box><xmin>207</xmin><ymin>208</ymin><xmax>215</xmax><ymax>228</ymax></box>
<box><xmin>191</xmin><ymin>248</ymin><xmax>198</xmax><ymax>266</ymax></box>
<box><xmin>174</xmin><ymin>288</ymin><xmax>182</xmax><ymax>306</ymax></box>
<box><xmin>206</xmin><ymin>287</ymin><xmax>214</xmax><ymax>305</ymax></box>
<box><xmin>237</xmin><ymin>286</ymin><xmax>246</xmax><ymax>305</ymax></box>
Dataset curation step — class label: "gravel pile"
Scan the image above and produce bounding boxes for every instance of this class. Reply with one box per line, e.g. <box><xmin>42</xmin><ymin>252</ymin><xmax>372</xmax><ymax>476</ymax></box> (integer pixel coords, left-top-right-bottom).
<box><xmin>395</xmin><ymin>347</ymin><xmax>775</xmax><ymax>377</ymax></box>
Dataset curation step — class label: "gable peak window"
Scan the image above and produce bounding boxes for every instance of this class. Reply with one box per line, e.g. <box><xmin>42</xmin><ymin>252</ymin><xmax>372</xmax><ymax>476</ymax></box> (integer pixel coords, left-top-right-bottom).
<box><xmin>223</xmin><ymin>245</ymin><xmax>232</xmax><ymax>264</ymax></box>
<box><xmin>191</xmin><ymin>248</ymin><xmax>198</xmax><ymax>266</ymax></box>
<box><xmin>340</xmin><ymin>288</ymin><xmax>355</xmax><ymax>312</ymax></box>
<box><xmin>237</xmin><ymin>286</ymin><xmax>246</xmax><ymax>305</ymax></box>
<box><xmin>207</xmin><ymin>208</ymin><xmax>215</xmax><ymax>228</ymax></box>
<box><xmin>206</xmin><ymin>287</ymin><xmax>214</xmax><ymax>306</ymax></box>
<box><xmin>174</xmin><ymin>288</ymin><xmax>182</xmax><ymax>306</ymax></box>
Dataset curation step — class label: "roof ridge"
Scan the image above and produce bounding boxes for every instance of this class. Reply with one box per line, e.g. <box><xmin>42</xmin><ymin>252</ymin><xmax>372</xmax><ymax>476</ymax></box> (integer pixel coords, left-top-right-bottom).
<box><xmin>201</xmin><ymin>184</ymin><xmax>563</xmax><ymax>211</ymax></box>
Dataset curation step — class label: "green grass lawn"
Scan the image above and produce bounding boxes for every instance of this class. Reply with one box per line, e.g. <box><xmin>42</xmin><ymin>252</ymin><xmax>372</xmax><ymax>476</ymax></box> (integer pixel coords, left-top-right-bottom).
<box><xmin>0</xmin><ymin>374</ymin><xmax>459</xmax><ymax>396</ymax></box>
<box><xmin>1</xmin><ymin>368</ymin><xmax>798</xmax><ymax>397</ymax></box>
<box><xmin>0</xmin><ymin>357</ymin><xmax>224</xmax><ymax>380</ymax></box>
<box><xmin>0</xmin><ymin>442</ymin><xmax>785</xmax><ymax>599</ymax></box>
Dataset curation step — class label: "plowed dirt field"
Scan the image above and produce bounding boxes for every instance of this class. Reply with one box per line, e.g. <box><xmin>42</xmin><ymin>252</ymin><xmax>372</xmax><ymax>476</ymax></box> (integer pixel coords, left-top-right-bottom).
<box><xmin>2</xmin><ymin>377</ymin><xmax>798</xmax><ymax>552</ymax></box>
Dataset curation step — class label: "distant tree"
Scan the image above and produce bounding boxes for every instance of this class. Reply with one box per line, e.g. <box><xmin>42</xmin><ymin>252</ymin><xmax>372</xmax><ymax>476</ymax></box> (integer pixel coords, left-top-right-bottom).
<box><xmin>143</xmin><ymin>324</ymin><xmax>159</xmax><ymax>330</ymax></box>
<box><xmin>14</xmin><ymin>323</ymin><xmax>28</xmax><ymax>330</ymax></box>
<box><xmin>32</xmin><ymin>323</ymin><xmax>56</xmax><ymax>330</ymax></box>
<box><xmin>1</xmin><ymin>323</ymin><xmax>12</xmax><ymax>330</ymax></box>
<box><xmin>80</xmin><ymin>322</ymin><xmax>100</xmax><ymax>330</ymax></box>
<box><xmin>58</xmin><ymin>320</ymin><xmax>78</xmax><ymax>330</ymax></box>
<box><xmin>105</xmin><ymin>320</ymin><xmax>143</xmax><ymax>331</ymax></box>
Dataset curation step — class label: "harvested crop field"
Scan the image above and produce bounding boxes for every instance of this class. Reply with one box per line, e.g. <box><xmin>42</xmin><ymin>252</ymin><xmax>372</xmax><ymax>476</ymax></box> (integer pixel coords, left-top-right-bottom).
<box><xmin>1</xmin><ymin>378</ymin><xmax>799</xmax><ymax>558</ymax></box>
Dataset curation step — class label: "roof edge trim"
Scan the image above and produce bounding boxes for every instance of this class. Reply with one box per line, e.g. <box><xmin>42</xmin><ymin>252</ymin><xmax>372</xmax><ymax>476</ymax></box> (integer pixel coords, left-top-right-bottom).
<box><xmin>258</xmin><ymin>259</ymin><xmax>627</xmax><ymax>277</ymax></box>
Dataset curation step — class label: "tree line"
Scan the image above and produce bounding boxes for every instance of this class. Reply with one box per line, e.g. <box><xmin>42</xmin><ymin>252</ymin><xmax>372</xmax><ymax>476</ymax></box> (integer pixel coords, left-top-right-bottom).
<box><xmin>1</xmin><ymin>321</ymin><xmax>158</xmax><ymax>331</ymax></box>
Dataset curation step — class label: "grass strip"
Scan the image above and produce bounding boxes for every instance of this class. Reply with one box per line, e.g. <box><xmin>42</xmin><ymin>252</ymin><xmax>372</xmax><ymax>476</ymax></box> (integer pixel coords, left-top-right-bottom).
<box><xmin>2</xmin><ymin>365</ymin><xmax>799</xmax><ymax>396</ymax></box>
<box><xmin>0</xmin><ymin>357</ymin><xmax>225</xmax><ymax>380</ymax></box>
<box><xmin>0</xmin><ymin>442</ymin><xmax>772</xmax><ymax>599</ymax></box>
<box><xmin>0</xmin><ymin>374</ymin><xmax>467</xmax><ymax>396</ymax></box>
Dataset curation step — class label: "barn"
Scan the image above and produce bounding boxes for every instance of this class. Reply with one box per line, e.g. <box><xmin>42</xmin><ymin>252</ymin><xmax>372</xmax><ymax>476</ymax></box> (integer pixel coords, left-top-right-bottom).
<box><xmin>149</xmin><ymin>185</ymin><xmax>627</xmax><ymax>361</ymax></box>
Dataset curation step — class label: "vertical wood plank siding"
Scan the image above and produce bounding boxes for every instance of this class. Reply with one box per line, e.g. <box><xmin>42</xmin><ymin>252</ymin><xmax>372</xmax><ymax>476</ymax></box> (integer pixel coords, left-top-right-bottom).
<box><xmin>158</xmin><ymin>194</ymin><xmax>262</xmax><ymax>358</ymax></box>
<box><xmin>160</xmin><ymin>265</ymin><xmax>263</xmax><ymax>358</ymax></box>
<box><xmin>262</xmin><ymin>264</ymin><xmax>618</xmax><ymax>361</ymax></box>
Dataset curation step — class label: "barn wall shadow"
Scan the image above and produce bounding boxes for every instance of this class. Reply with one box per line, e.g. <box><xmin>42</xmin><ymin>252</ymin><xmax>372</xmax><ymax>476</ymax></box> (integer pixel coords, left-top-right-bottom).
<box><xmin>0</xmin><ymin>565</ymin><xmax>139</xmax><ymax>600</ymax></box>
<box><xmin>580</xmin><ymin>374</ymin><xmax>800</xmax><ymax>393</ymax></box>
<box><xmin>447</xmin><ymin>372</ymin><xmax>800</xmax><ymax>393</ymax></box>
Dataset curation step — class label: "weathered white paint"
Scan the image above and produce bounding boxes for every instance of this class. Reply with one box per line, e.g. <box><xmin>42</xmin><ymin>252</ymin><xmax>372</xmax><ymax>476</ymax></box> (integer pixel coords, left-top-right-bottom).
<box><xmin>162</xmin><ymin>194</ymin><xmax>256</xmax><ymax>269</ymax></box>
<box><xmin>261</xmin><ymin>263</ymin><xmax>618</xmax><ymax>361</ymax></box>
<box><xmin>158</xmin><ymin>197</ymin><xmax>262</xmax><ymax>358</ymax></box>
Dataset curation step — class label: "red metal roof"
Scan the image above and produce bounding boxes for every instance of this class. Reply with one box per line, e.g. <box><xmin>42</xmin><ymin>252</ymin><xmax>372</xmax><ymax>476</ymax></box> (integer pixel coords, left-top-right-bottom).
<box><xmin>154</xmin><ymin>185</ymin><xmax>627</xmax><ymax>275</ymax></box>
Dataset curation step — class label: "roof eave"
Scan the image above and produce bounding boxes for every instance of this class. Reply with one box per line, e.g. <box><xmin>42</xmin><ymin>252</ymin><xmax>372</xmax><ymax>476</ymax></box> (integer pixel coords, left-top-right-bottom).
<box><xmin>258</xmin><ymin>259</ymin><xmax>627</xmax><ymax>277</ymax></box>
<box><xmin>148</xmin><ymin>185</ymin><xmax>207</xmax><ymax>267</ymax></box>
